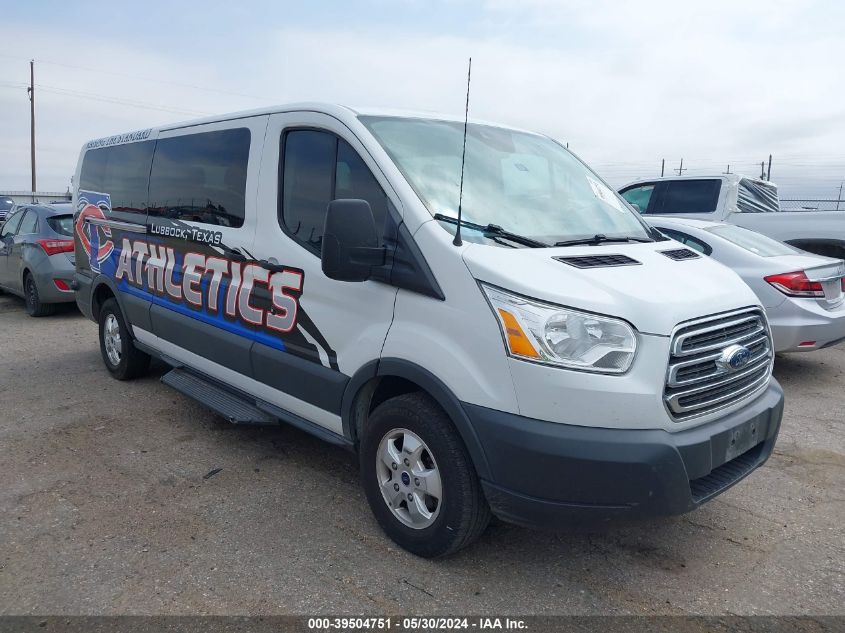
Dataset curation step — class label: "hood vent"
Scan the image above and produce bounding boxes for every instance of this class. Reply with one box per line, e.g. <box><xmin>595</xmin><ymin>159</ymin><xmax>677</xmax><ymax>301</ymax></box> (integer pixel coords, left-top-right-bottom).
<box><xmin>660</xmin><ymin>248</ymin><xmax>701</xmax><ymax>261</ymax></box>
<box><xmin>554</xmin><ymin>254</ymin><xmax>641</xmax><ymax>269</ymax></box>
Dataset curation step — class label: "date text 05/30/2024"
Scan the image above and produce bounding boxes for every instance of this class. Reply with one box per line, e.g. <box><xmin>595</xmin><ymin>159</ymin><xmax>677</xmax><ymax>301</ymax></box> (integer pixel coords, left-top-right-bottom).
<box><xmin>307</xmin><ymin>617</ymin><xmax>528</xmax><ymax>630</ymax></box>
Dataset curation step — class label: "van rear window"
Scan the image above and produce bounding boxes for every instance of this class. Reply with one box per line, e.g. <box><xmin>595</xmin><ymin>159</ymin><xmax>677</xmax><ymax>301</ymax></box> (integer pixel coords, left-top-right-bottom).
<box><xmin>79</xmin><ymin>141</ymin><xmax>156</xmax><ymax>214</ymax></box>
<box><xmin>148</xmin><ymin>128</ymin><xmax>250</xmax><ymax>228</ymax></box>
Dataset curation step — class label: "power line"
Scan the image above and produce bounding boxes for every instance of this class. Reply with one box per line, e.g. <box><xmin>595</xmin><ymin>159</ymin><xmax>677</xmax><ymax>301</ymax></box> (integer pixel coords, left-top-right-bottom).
<box><xmin>2</xmin><ymin>80</ymin><xmax>210</xmax><ymax>116</ymax></box>
<box><xmin>0</xmin><ymin>52</ymin><xmax>278</xmax><ymax>103</ymax></box>
<box><xmin>34</xmin><ymin>84</ymin><xmax>211</xmax><ymax>116</ymax></box>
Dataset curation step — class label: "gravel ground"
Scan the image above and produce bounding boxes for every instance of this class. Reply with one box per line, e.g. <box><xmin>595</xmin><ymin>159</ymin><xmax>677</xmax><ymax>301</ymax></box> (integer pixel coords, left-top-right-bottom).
<box><xmin>0</xmin><ymin>293</ymin><xmax>842</xmax><ymax>616</ymax></box>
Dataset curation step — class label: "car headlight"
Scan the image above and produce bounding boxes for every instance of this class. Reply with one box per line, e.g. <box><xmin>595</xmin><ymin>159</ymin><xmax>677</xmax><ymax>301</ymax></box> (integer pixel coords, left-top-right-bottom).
<box><xmin>481</xmin><ymin>283</ymin><xmax>637</xmax><ymax>373</ymax></box>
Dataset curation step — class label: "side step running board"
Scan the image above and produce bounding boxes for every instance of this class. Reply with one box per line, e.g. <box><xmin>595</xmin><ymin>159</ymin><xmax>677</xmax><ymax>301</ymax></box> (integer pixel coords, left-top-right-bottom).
<box><xmin>159</xmin><ymin>367</ymin><xmax>353</xmax><ymax>449</ymax></box>
<box><xmin>161</xmin><ymin>368</ymin><xmax>275</xmax><ymax>425</ymax></box>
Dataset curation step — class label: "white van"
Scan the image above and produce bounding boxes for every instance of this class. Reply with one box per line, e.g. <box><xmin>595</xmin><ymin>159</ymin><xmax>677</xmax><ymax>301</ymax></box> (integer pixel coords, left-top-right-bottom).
<box><xmin>72</xmin><ymin>104</ymin><xmax>784</xmax><ymax>557</ymax></box>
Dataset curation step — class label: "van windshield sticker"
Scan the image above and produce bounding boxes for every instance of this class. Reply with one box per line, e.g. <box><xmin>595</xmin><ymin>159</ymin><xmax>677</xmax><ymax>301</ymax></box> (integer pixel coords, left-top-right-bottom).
<box><xmin>587</xmin><ymin>176</ymin><xmax>626</xmax><ymax>214</ymax></box>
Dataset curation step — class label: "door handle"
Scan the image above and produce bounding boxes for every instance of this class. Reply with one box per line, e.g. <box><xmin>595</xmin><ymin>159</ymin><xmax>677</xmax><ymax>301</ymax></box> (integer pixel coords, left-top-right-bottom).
<box><xmin>258</xmin><ymin>259</ymin><xmax>287</xmax><ymax>273</ymax></box>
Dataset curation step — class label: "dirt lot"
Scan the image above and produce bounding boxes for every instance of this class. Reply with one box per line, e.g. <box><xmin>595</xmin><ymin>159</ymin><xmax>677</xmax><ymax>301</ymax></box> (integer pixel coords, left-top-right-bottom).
<box><xmin>0</xmin><ymin>293</ymin><xmax>842</xmax><ymax>616</ymax></box>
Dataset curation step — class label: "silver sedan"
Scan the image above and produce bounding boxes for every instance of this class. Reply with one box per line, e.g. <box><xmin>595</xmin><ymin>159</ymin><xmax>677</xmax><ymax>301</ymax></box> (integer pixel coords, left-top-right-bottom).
<box><xmin>647</xmin><ymin>216</ymin><xmax>845</xmax><ymax>353</ymax></box>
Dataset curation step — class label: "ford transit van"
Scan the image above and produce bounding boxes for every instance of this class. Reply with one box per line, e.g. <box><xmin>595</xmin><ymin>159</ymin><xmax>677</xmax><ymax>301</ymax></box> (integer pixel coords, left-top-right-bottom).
<box><xmin>72</xmin><ymin>104</ymin><xmax>784</xmax><ymax>557</ymax></box>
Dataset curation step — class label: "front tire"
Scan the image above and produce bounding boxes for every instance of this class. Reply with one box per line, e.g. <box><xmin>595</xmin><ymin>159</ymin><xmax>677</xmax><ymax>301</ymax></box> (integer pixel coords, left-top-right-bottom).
<box><xmin>24</xmin><ymin>274</ymin><xmax>56</xmax><ymax>317</ymax></box>
<box><xmin>360</xmin><ymin>392</ymin><xmax>491</xmax><ymax>557</ymax></box>
<box><xmin>98</xmin><ymin>298</ymin><xmax>150</xmax><ymax>380</ymax></box>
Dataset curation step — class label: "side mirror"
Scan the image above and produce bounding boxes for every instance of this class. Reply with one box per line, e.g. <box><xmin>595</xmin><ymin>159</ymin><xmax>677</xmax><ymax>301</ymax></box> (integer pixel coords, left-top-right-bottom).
<box><xmin>321</xmin><ymin>199</ymin><xmax>386</xmax><ymax>282</ymax></box>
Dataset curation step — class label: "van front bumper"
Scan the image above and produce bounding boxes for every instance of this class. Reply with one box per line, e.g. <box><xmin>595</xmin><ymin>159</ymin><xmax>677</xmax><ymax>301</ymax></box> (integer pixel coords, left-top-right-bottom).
<box><xmin>464</xmin><ymin>380</ymin><xmax>784</xmax><ymax>528</ymax></box>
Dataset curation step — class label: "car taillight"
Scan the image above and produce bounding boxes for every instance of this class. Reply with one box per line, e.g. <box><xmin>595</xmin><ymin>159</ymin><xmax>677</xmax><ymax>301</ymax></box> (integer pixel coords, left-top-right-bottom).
<box><xmin>765</xmin><ymin>271</ymin><xmax>825</xmax><ymax>298</ymax></box>
<box><xmin>37</xmin><ymin>239</ymin><xmax>74</xmax><ymax>256</ymax></box>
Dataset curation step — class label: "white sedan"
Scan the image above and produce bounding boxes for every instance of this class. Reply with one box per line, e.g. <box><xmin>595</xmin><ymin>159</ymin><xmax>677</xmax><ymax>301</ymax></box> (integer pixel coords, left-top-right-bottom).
<box><xmin>647</xmin><ymin>216</ymin><xmax>845</xmax><ymax>353</ymax></box>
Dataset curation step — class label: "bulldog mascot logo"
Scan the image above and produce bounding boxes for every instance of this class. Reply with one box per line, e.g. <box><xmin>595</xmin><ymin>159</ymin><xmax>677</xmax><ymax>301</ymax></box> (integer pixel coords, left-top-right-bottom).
<box><xmin>75</xmin><ymin>191</ymin><xmax>114</xmax><ymax>273</ymax></box>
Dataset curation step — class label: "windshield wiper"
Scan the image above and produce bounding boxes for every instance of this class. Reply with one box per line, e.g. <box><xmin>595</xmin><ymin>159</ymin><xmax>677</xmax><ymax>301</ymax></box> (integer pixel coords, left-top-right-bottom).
<box><xmin>434</xmin><ymin>213</ymin><xmax>547</xmax><ymax>248</ymax></box>
<box><xmin>554</xmin><ymin>234</ymin><xmax>654</xmax><ymax>247</ymax></box>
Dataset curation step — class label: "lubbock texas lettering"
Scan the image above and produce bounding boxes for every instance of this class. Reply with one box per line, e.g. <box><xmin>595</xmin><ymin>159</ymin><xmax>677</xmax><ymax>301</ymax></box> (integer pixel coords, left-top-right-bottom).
<box><xmin>115</xmin><ymin>237</ymin><xmax>303</xmax><ymax>333</ymax></box>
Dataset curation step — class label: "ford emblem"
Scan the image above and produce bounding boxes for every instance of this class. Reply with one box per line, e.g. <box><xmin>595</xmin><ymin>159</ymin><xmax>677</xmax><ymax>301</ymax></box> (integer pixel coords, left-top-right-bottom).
<box><xmin>717</xmin><ymin>344</ymin><xmax>752</xmax><ymax>372</ymax></box>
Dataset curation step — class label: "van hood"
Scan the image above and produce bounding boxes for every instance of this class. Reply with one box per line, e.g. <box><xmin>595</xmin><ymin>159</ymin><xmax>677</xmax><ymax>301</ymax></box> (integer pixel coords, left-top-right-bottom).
<box><xmin>462</xmin><ymin>242</ymin><xmax>760</xmax><ymax>336</ymax></box>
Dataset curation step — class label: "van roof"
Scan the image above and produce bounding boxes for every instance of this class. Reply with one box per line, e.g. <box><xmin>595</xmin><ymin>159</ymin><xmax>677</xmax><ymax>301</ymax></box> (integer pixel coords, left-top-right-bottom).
<box><xmin>83</xmin><ymin>102</ymin><xmax>540</xmax><ymax>148</ymax></box>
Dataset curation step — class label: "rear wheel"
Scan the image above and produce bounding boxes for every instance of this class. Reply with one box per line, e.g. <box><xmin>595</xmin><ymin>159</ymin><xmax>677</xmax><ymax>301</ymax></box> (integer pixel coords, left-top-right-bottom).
<box><xmin>360</xmin><ymin>392</ymin><xmax>491</xmax><ymax>558</ymax></box>
<box><xmin>98</xmin><ymin>298</ymin><xmax>150</xmax><ymax>380</ymax></box>
<box><xmin>24</xmin><ymin>274</ymin><xmax>56</xmax><ymax>317</ymax></box>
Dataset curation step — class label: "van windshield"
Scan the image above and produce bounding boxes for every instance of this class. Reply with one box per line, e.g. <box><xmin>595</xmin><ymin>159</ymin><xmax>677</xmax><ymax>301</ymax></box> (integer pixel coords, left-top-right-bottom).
<box><xmin>360</xmin><ymin>116</ymin><xmax>652</xmax><ymax>246</ymax></box>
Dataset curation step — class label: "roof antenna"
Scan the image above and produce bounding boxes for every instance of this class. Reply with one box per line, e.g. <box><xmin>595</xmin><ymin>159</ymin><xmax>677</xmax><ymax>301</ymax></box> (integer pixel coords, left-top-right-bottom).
<box><xmin>453</xmin><ymin>57</ymin><xmax>472</xmax><ymax>247</ymax></box>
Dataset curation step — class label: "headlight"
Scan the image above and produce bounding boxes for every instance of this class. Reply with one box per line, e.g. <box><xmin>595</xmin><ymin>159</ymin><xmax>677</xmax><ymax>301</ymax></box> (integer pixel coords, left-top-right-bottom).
<box><xmin>481</xmin><ymin>283</ymin><xmax>637</xmax><ymax>373</ymax></box>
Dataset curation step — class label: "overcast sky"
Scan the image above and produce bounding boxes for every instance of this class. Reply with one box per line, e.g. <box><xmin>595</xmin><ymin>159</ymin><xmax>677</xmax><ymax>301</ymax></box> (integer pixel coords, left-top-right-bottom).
<box><xmin>2</xmin><ymin>0</ymin><xmax>844</xmax><ymax>199</ymax></box>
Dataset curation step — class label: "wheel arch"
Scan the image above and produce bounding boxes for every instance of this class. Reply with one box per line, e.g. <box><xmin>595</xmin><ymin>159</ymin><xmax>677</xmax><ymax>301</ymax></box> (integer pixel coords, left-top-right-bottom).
<box><xmin>90</xmin><ymin>276</ymin><xmax>125</xmax><ymax>324</ymax></box>
<box><xmin>342</xmin><ymin>358</ymin><xmax>492</xmax><ymax>480</ymax></box>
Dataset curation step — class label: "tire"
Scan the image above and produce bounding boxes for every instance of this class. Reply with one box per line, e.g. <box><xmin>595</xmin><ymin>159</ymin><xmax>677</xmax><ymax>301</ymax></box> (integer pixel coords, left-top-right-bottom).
<box><xmin>360</xmin><ymin>392</ymin><xmax>491</xmax><ymax>558</ymax></box>
<box><xmin>24</xmin><ymin>273</ymin><xmax>56</xmax><ymax>317</ymax></box>
<box><xmin>98</xmin><ymin>298</ymin><xmax>150</xmax><ymax>380</ymax></box>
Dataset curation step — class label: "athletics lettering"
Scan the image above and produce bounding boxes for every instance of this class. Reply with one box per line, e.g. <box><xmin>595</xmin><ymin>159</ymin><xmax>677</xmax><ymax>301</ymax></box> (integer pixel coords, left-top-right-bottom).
<box><xmin>114</xmin><ymin>238</ymin><xmax>303</xmax><ymax>331</ymax></box>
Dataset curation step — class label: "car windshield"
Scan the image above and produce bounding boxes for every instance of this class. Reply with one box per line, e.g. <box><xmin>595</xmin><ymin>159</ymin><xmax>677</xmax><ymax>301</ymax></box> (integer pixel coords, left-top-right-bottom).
<box><xmin>707</xmin><ymin>224</ymin><xmax>798</xmax><ymax>257</ymax></box>
<box><xmin>46</xmin><ymin>214</ymin><xmax>74</xmax><ymax>237</ymax></box>
<box><xmin>0</xmin><ymin>198</ymin><xmax>13</xmax><ymax>211</ymax></box>
<box><xmin>360</xmin><ymin>116</ymin><xmax>652</xmax><ymax>245</ymax></box>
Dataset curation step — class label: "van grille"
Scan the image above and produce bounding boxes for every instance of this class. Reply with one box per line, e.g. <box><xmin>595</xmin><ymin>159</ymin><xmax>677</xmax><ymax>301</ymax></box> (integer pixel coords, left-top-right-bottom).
<box><xmin>664</xmin><ymin>308</ymin><xmax>773</xmax><ymax>421</ymax></box>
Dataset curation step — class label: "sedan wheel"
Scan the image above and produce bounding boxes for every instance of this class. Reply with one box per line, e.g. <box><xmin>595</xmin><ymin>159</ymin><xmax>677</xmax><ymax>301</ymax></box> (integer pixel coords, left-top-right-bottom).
<box><xmin>24</xmin><ymin>275</ymin><xmax>55</xmax><ymax>317</ymax></box>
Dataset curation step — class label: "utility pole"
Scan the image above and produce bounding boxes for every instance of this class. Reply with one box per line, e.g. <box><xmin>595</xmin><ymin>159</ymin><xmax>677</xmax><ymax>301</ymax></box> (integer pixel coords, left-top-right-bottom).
<box><xmin>837</xmin><ymin>181</ymin><xmax>843</xmax><ymax>212</ymax></box>
<box><xmin>723</xmin><ymin>164</ymin><xmax>732</xmax><ymax>174</ymax></box>
<box><xmin>675</xmin><ymin>158</ymin><xmax>686</xmax><ymax>176</ymax></box>
<box><xmin>760</xmin><ymin>161</ymin><xmax>766</xmax><ymax>180</ymax></box>
<box><xmin>660</xmin><ymin>158</ymin><xmax>665</xmax><ymax>177</ymax></box>
<box><xmin>767</xmin><ymin>154</ymin><xmax>772</xmax><ymax>181</ymax></box>
<box><xmin>27</xmin><ymin>60</ymin><xmax>36</xmax><ymax>201</ymax></box>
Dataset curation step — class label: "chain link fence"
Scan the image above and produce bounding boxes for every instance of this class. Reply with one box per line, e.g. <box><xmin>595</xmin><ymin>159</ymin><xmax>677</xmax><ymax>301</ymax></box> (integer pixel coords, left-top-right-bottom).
<box><xmin>779</xmin><ymin>198</ymin><xmax>844</xmax><ymax>211</ymax></box>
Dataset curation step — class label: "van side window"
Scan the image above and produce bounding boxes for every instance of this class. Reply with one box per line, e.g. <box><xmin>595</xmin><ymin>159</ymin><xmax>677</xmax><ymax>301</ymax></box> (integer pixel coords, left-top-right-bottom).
<box><xmin>281</xmin><ymin>130</ymin><xmax>387</xmax><ymax>255</ymax></box>
<box><xmin>79</xmin><ymin>141</ymin><xmax>155</xmax><ymax>214</ymax></box>
<box><xmin>148</xmin><ymin>128</ymin><xmax>250</xmax><ymax>228</ymax></box>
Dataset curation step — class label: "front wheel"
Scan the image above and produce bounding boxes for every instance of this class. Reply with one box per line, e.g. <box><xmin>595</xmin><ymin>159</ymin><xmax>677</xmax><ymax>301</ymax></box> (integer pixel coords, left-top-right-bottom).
<box><xmin>360</xmin><ymin>392</ymin><xmax>491</xmax><ymax>557</ymax></box>
<box><xmin>98</xmin><ymin>298</ymin><xmax>150</xmax><ymax>380</ymax></box>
